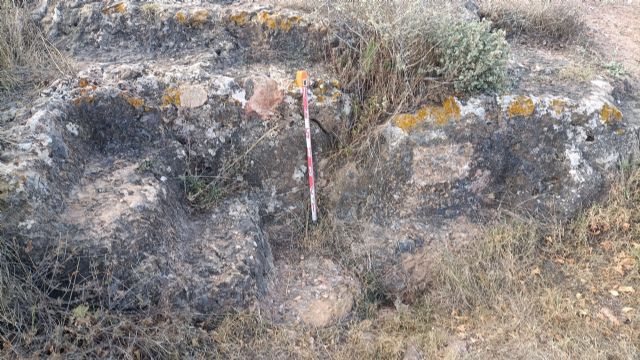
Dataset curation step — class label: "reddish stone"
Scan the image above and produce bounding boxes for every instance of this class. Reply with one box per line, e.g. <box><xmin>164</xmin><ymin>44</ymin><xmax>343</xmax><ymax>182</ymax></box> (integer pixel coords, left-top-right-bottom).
<box><xmin>245</xmin><ymin>76</ymin><xmax>283</xmax><ymax>120</ymax></box>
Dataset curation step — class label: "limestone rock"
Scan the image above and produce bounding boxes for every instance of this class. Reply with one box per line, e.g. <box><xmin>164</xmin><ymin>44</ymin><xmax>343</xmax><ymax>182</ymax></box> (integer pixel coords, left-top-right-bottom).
<box><xmin>179</xmin><ymin>85</ymin><xmax>208</xmax><ymax>108</ymax></box>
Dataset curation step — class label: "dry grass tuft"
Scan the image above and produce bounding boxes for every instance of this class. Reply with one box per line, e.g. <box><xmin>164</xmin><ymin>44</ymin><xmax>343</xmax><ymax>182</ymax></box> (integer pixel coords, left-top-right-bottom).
<box><xmin>0</xmin><ymin>0</ymin><xmax>72</xmax><ymax>92</ymax></box>
<box><xmin>478</xmin><ymin>0</ymin><xmax>585</xmax><ymax>42</ymax></box>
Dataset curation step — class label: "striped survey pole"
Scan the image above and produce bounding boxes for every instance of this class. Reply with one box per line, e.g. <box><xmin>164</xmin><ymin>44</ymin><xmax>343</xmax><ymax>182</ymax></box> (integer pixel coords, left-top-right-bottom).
<box><xmin>296</xmin><ymin>70</ymin><xmax>318</xmax><ymax>223</ymax></box>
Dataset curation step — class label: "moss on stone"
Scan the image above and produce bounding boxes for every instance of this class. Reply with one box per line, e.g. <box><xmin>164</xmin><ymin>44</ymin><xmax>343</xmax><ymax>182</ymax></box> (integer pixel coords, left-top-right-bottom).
<box><xmin>550</xmin><ymin>99</ymin><xmax>566</xmax><ymax>116</ymax></box>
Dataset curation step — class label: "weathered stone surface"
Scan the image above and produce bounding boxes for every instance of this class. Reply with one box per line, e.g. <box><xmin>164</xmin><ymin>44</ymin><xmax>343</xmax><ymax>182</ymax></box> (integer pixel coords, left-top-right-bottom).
<box><xmin>179</xmin><ymin>85</ymin><xmax>208</xmax><ymax>108</ymax></box>
<box><xmin>328</xmin><ymin>80</ymin><xmax>640</xmax><ymax>298</ymax></box>
<box><xmin>245</xmin><ymin>76</ymin><xmax>283</xmax><ymax>119</ymax></box>
<box><xmin>2</xmin><ymin>0</ymin><xmax>639</xmax><ymax>332</ymax></box>
<box><xmin>261</xmin><ymin>258</ymin><xmax>360</xmax><ymax>327</ymax></box>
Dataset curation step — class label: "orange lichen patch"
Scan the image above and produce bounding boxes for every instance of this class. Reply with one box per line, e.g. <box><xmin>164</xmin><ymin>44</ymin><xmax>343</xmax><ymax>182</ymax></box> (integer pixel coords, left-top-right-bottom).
<box><xmin>550</xmin><ymin>99</ymin><xmax>566</xmax><ymax>116</ymax></box>
<box><xmin>102</xmin><ymin>2</ymin><xmax>126</xmax><ymax>15</ymax></box>
<box><xmin>316</xmin><ymin>95</ymin><xmax>325</xmax><ymax>103</ymax></box>
<box><xmin>229</xmin><ymin>11</ymin><xmax>249</xmax><ymax>26</ymax></box>
<box><xmin>190</xmin><ymin>9</ymin><xmax>208</xmax><ymax>27</ymax></box>
<box><xmin>120</xmin><ymin>93</ymin><xmax>145</xmax><ymax>108</ymax></box>
<box><xmin>394</xmin><ymin>96</ymin><xmax>461</xmax><ymax>131</ymax></box>
<box><xmin>257</xmin><ymin>11</ymin><xmax>277</xmax><ymax>30</ymax></box>
<box><xmin>314</xmin><ymin>81</ymin><xmax>328</xmax><ymax>95</ymax></box>
<box><xmin>600</xmin><ymin>103</ymin><xmax>623</xmax><ymax>124</ymax></box>
<box><xmin>331</xmin><ymin>91</ymin><xmax>342</xmax><ymax>101</ymax></box>
<box><xmin>394</xmin><ymin>113</ymin><xmax>419</xmax><ymax>131</ymax></box>
<box><xmin>508</xmin><ymin>96</ymin><xmax>536</xmax><ymax>118</ymax></box>
<box><xmin>175</xmin><ymin>11</ymin><xmax>187</xmax><ymax>25</ymax></box>
<box><xmin>78</xmin><ymin>78</ymin><xmax>89</xmax><ymax>88</ymax></box>
<box><xmin>162</xmin><ymin>88</ymin><xmax>181</xmax><ymax>107</ymax></box>
<box><xmin>442</xmin><ymin>96</ymin><xmax>461</xmax><ymax>119</ymax></box>
<box><xmin>278</xmin><ymin>15</ymin><xmax>301</xmax><ymax>32</ymax></box>
<box><xmin>257</xmin><ymin>11</ymin><xmax>300</xmax><ymax>32</ymax></box>
<box><xmin>72</xmin><ymin>95</ymin><xmax>95</xmax><ymax>106</ymax></box>
<box><xmin>330</xmin><ymin>79</ymin><xmax>341</xmax><ymax>89</ymax></box>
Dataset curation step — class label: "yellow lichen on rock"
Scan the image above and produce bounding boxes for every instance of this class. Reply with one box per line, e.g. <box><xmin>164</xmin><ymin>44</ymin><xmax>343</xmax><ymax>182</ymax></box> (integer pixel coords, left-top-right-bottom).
<box><xmin>394</xmin><ymin>113</ymin><xmax>419</xmax><ymax>131</ymax></box>
<box><xmin>190</xmin><ymin>9</ymin><xmax>209</xmax><ymax>27</ymax></box>
<box><xmin>162</xmin><ymin>88</ymin><xmax>181</xmax><ymax>107</ymax></box>
<box><xmin>256</xmin><ymin>11</ymin><xmax>299</xmax><ymax>32</ymax></box>
<box><xmin>102</xmin><ymin>2</ymin><xmax>126</xmax><ymax>15</ymax></box>
<box><xmin>257</xmin><ymin>11</ymin><xmax>277</xmax><ymax>30</ymax></box>
<box><xmin>508</xmin><ymin>96</ymin><xmax>535</xmax><ymax>118</ymax></box>
<box><xmin>72</xmin><ymin>95</ymin><xmax>95</xmax><ymax>106</ymax></box>
<box><xmin>550</xmin><ymin>99</ymin><xmax>566</xmax><ymax>116</ymax></box>
<box><xmin>278</xmin><ymin>15</ymin><xmax>301</xmax><ymax>32</ymax></box>
<box><xmin>426</xmin><ymin>96</ymin><xmax>461</xmax><ymax>126</ymax></box>
<box><xmin>175</xmin><ymin>11</ymin><xmax>187</xmax><ymax>25</ymax></box>
<box><xmin>394</xmin><ymin>97</ymin><xmax>461</xmax><ymax>131</ymax></box>
<box><xmin>120</xmin><ymin>93</ymin><xmax>145</xmax><ymax>108</ymax></box>
<box><xmin>600</xmin><ymin>103</ymin><xmax>623</xmax><ymax>124</ymax></box>
<box><xmin>229</xmin><ymin>11</ymin><xmax>249</xmax><ymax>26</ymax></box>
<box><xmin>78</xmin><ymin>78</ymin><xmax>89</xmax><ymax>88</ymax></box>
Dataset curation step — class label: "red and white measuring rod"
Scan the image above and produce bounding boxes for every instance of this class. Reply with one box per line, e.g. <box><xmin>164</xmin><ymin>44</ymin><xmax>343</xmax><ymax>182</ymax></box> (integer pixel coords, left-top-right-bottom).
<box><xmin>296</xmin><ymin>70</ymin><xmax>318</xmax><ymax>223</ymax></box>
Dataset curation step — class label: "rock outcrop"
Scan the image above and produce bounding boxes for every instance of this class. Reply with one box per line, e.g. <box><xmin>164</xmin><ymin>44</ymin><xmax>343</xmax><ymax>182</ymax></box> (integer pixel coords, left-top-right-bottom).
<box><xmin>1</xmin><ymin>0</ymin><xmax>638</xmax><ymax>325</ymax></box>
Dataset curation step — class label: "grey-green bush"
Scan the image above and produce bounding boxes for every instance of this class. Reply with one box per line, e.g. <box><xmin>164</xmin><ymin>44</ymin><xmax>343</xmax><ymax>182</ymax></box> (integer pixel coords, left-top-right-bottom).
<box><xmin>435</xmin><ymin>20</ymin><xmax>509</xmax><ymax>93</ymax></box>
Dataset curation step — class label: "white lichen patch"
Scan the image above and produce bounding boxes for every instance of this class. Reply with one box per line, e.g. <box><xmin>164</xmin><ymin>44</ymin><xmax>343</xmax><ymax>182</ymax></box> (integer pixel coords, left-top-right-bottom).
<box><xmin>66</xmin><ymin>122</ymin><xmax>80</xmax><ymax>136</ymax></box>
<box><xmin>577</xmin><ymin>78</ymin><xmax>615</xmax><ymax>118</ymax></box>
<box><xmin>565</xmin><ymin>146</ymin><xmax>594</xmax><ymax>184</ymax></box>
<box><xmin>458</xmin><ymin>98</ymin><xmax>486</xmax><ymax>120</ymax></box>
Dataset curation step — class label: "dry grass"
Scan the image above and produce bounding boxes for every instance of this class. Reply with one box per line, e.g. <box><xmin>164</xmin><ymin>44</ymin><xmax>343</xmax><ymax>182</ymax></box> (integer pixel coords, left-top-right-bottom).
<box><xmin>3</xmin><ymin>142</ymin><xmax>639</xmax><ymax>360</ymax></box>
<box><xmin>209</xmin><ymin>166</ymin><xmax>640</xmax><ymax>359</ymax></box>
<box><xmin>478</xmin><ymin>0</ymin><xmax>585</xmax><ymax>42</ymax></box>
<box><xmin>0</xmin><ymin>0</ymin><xmax>71</xmax><ymax>93</ymax></box>
<box><xmin>558</xmin><ymin>62</ymin><xmax>597</xmax><ymax>83</ymax></box>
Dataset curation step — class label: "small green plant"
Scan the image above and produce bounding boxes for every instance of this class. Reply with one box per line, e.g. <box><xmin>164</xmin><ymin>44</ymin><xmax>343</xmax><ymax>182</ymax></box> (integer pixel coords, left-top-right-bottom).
<box><xmin>435</xmin><ymin>20</ymin><xmax>509</xmax><ymax>93</ymax></box>
<box><xmin>136</xmin><ymin>158</ymin><xmax>156</xmax><ymax>172</ymax></box>
<box><xmin>603</xmin><ymin>60</ymin><xmax>626</xmax><ymax>78</ymax></box>
<box><xmin>182</xmin><ymin>174</ymin><xmax>223</xmax><ymax>208</ymax></box>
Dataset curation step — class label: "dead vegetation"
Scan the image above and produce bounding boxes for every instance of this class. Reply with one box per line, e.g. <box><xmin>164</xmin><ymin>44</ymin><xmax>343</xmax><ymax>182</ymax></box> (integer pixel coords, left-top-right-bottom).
<box><xmin>3</xmin><ymin>107</ymin><xmax>639</xmax><ymax>359</ymax></box>
<box><xmin>208</xmin><ymin>165</ymin><xmax>640</xmax><ymax>359</ymax></box>
<box><xmin>478</xmin><ymin>0</ymin><xmax>585</xmax><ymax>42</ymax></box>
<box><xmin>0</xmin><ymin>0</ymin><xmax>71</xmax><ymax>93</ymax></box>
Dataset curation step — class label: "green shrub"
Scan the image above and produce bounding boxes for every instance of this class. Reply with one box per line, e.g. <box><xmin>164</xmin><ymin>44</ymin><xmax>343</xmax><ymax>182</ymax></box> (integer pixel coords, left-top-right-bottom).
<box><xmin>435</xmin><ymin>20</ymin><xmax>509</xmax><ymax>93</ymax></box>
<box><xmin>326</xmin><ymin>1</ymin><xmax>509</xmax><ymax>144</ymax></box>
